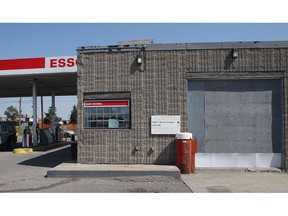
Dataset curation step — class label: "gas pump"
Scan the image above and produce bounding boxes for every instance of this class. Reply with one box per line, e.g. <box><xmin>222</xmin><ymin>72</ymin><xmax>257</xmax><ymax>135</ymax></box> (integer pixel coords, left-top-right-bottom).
<box><xmin>21</xmin><ymin>118</ymin><xmax>32</xmax><ymax>148</ymax></box>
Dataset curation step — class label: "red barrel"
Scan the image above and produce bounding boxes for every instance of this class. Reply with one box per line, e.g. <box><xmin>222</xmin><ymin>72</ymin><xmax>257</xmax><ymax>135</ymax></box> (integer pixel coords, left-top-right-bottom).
<box><xmin>176</xmin><ymin>139</ymin><xmax>191</xmax><ymax>174</ymax></box>
<box><xmin>175</xmin><ymin>133</ymin><xmax>193</xmax><ymax>174</ymax></box>
<box><xmin>190</xmin><ymin>139</ymin><xmax>198</xmax><ymax>173</ymax></box>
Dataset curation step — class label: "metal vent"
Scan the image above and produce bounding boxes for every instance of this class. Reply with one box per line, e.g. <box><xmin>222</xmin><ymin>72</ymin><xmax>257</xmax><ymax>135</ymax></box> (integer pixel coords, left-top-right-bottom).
<box><xmin>117</xmin><ymin>39</ymin><xmax>154</xmax><ymax>46</ymax></box>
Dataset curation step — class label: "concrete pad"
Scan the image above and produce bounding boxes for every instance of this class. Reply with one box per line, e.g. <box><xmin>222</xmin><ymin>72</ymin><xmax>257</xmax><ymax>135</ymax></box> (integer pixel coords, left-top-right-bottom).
<box><xmin>181</xmin><ymin>168</ymin><xmax>288</xmax><ymax>193</ymax></box>
<box><xmin>47</xmin><ymin>163</ymin><xmax>181</xmax><ymax>178</ymax></box>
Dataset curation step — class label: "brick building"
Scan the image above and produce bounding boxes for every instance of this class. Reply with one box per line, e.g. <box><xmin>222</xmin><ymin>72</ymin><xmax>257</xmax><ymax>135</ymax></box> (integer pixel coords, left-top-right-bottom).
<box><xmin>76</xmin><ymin>40</ymin><xmax>288</xmax><ymax>170</ymax></box>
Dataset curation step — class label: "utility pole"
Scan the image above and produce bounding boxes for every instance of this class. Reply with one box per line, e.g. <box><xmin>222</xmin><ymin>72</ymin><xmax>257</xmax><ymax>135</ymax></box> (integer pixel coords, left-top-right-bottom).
<box><xmin>19</xmin><ymin>97</ymin><xmax>22</xmax><ymax>127</ymax></box>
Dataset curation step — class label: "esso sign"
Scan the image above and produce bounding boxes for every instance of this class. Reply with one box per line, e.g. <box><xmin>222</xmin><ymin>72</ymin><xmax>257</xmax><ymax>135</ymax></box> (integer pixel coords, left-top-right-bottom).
<box><xmin>49</xmin><ymin>57</ymin><xmax>78</xmax><ymax>68</ymax></box>
<box><xmin>0</xmin><ymin>56</ymin><xmax>78</xmax><ymax>76</ymax></box>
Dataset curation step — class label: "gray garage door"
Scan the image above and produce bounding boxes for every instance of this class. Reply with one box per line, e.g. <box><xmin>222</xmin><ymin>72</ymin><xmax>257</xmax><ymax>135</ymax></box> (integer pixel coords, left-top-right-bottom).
<box><xmin>187</xmin><ymin>79</ymin><xmax>283</xmax><ymax>154</ymax></box>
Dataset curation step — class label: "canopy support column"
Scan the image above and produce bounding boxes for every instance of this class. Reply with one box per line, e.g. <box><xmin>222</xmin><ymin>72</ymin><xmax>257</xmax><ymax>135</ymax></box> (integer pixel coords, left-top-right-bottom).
<box><xmin>51</xmin><ymin>89</ymin><xmax>56</xmax><ymax>142</ymax></box>
<box><xmin>32</xmin><ymin>79</ymin><xmax>38</xmax><ymax>146</ymax></box>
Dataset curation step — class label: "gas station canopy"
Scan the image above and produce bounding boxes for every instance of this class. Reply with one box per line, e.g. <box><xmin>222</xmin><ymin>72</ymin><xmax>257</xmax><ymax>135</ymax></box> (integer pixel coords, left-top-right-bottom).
<box><xmin>0</xmin><ymin>56</ymin><xmax>77</xmax><ymax>97</ymax></box>
<box><xmin>0</xmin><ymin>56</ymin><xmax>78</xmax><ymax>146</ymax></box>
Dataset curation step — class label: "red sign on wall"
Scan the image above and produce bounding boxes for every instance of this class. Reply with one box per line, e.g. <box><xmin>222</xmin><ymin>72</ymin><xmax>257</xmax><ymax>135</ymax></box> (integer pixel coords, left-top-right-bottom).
<box><xmin>84</xmin><ymin>100</ymin><xmax>129</xmax><ymax>107</ymax></box>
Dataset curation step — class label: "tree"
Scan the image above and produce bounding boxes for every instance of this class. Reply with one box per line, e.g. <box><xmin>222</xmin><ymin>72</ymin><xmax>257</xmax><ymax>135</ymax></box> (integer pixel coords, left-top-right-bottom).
<box><xmin>44</xmin><ymin>106</ymin><xmax>62</xmax><ymax>124</ymax></box>
<box><xmin>4</xmin><ymin>106</ymin><xmax>19</xmax><ymax>119</ymax></box>
<box><xmin>70</xmin><ymin>105</ymin><xmax>77</xmax><ymax>124</ymax></box>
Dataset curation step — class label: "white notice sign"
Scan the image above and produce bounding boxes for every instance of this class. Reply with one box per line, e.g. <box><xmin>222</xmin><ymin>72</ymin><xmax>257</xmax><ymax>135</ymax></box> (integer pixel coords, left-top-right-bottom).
<box><xmin>151</xmin><ymin>115</ymin><xmax>181</xmax><ymax>134</ymax></box>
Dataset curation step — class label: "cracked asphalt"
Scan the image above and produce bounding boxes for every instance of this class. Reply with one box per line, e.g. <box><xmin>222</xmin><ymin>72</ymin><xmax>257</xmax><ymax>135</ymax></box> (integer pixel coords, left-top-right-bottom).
<box><xmin>0</xmin><ymin>144</ymin><xmax>191</xmax><ymax>193</ymax></box>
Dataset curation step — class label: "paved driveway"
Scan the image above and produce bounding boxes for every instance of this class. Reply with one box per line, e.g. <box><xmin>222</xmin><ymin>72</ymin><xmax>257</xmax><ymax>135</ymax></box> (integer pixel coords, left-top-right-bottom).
<box><xmin>2</xmin><ymin>143</ymin><xmax>288</xmax><ymax>193</ymax></box>
<box><xmin>0</xmin><ymin>145</ymin><xmax>191</xmax><ymax>193</ymax></box>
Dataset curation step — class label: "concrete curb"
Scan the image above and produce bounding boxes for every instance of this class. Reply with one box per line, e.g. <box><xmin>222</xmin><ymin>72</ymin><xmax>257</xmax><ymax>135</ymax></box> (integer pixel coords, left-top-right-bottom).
<box><xmin>47</xmin><ymin>163</ymin><xmax>181</xmax><ymax>178</ymax></box>
<box><xmin>180</xmin><ymin>175</ymin><xmax>195</xmax><ymax>192</ymax></box>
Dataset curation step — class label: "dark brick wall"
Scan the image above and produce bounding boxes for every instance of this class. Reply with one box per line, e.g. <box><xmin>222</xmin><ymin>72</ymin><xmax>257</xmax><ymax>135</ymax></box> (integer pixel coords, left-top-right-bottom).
<box><xmin>77</xmin><ymin>50</ymin><xmax>187</xmax><ymax>164</ymax></box>
<box><xmin>77</xmin><ymin>47</ymin><xmax>288</xmax><ymax>168</ymax></box>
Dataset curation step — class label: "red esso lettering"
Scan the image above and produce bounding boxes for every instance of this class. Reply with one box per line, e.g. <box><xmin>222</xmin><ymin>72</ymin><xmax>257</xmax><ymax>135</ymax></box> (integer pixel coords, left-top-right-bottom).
<box><xmin>58</xmin><ymin>58</ymin><xmax>66</xmax><ymax>67</ymax></box>
<box><xmin>50</xmin><ymin>58</ymin><xmax>77</xmax><ymax>68</ymax></box>
<box><xmin>50</xmin><ymin>59</ymin><xmax>57</xmax><ymax>68</ymax></box>
<box><xmin>67</xmin><ymin>58</ymin><xmax>75</xmax><ymax>67</ymax></box>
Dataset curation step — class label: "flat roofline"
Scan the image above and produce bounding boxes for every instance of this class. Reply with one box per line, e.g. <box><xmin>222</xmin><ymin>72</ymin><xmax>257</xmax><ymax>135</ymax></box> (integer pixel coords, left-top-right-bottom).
<box><xmin>77</xmin><ymin>40</ymin><xmax>288</xmax><ymax>53</ymax></box>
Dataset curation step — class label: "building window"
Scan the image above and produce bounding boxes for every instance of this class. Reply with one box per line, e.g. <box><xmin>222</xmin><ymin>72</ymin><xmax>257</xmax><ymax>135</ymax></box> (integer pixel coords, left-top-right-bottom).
<box><xmin>84</xmin><ymin>99</ymin><xmax>130</xmax><ymax>129</ymax></box>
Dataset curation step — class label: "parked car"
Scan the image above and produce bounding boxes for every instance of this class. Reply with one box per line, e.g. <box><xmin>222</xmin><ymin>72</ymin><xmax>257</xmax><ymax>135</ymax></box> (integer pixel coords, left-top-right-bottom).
<box><xmin>0</xmin><ymin>121</ymin><xmax>17</xmax><ymax>150</ymax></box>
<box><xmin>49</xmin><ymin>127</ymin><xmax>76</xmax><ymax>140</ymax></box>
<box><xmin>57</xmin><ymin>127</ymin><xmax>76</xmax><ymax>138</ymax></box>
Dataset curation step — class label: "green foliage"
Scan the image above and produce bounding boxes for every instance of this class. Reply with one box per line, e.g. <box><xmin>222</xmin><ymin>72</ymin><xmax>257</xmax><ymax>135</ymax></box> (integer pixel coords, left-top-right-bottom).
<box><xmin>4</xmin><ymin>105</ymin><xmax>19</xmax><ymax>119</ymax></box>
<box><xmin>70</xmin><ymin>105</ymin><xmax>77</xmax><ymax>124</ymax></box>
<box><xmin>44</xmin><ymin>106</ymin><xmax>62</xmax><ymax>124</ymax></box>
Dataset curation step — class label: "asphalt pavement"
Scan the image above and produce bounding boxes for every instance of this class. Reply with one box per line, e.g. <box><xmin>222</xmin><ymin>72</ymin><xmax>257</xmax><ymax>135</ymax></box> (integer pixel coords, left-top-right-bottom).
<box><xmin>1</xmin><ymin>143</ymin><xmax>288</xmax><ymax>193</ymax></box>
<box><xmin>0</xmin><ymin>144</ymin><xmax>190</xmax><ymax>193</ymax></box>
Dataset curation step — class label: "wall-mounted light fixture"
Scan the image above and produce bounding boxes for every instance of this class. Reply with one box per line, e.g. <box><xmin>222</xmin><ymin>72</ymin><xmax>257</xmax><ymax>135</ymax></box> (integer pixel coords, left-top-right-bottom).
<box><xmin>232</xmin><ymin>48</ymin><xmax>239</xmax><ymax>58</ymax></box>
<box><xmin>136</xmin><ymin>55</ymin><xmax>142</xmax><ymax>65</ymax></box>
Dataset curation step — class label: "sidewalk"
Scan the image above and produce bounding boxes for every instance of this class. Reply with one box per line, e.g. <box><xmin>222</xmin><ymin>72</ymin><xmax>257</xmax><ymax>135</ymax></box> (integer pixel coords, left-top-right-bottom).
<box><xmin>181</xmin><ymin>168</ymin><xmax>288</xmax><ymax>193</ymax></box>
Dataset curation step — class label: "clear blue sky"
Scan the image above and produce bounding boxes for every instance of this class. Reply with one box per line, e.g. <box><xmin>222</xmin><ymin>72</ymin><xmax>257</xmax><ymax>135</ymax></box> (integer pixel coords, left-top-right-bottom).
<box><xmin>1</xmin><ymin>23</ymin><xmax>288</xmax><ymax>119</ymax></box>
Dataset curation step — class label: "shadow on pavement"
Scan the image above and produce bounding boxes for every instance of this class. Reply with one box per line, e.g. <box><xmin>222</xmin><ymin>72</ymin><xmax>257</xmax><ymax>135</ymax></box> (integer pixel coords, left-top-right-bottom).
<box><xmin>0</xmin><ymin>142</ymin><xmax>22</xmax><ymax>152</ymax></box>
<box><xmin>18</xmin><ymin>145</ymin><xmax>75</xmax><ymax>168</ymax></box>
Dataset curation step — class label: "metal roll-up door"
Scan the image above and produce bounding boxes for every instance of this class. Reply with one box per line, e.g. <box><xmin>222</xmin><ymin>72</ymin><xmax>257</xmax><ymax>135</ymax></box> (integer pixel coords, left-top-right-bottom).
<box><xmin>187</xmin><ymin>79</ymin><xmax>283</xmax><ymax>168</ymax></box>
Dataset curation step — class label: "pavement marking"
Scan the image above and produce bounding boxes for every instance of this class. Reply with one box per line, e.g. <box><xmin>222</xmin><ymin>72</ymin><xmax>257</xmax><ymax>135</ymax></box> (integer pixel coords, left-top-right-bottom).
<box><xmin>13</xmin><ymin>148</ymin><xmax>33</xmax><ymax>154</ymax></box>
